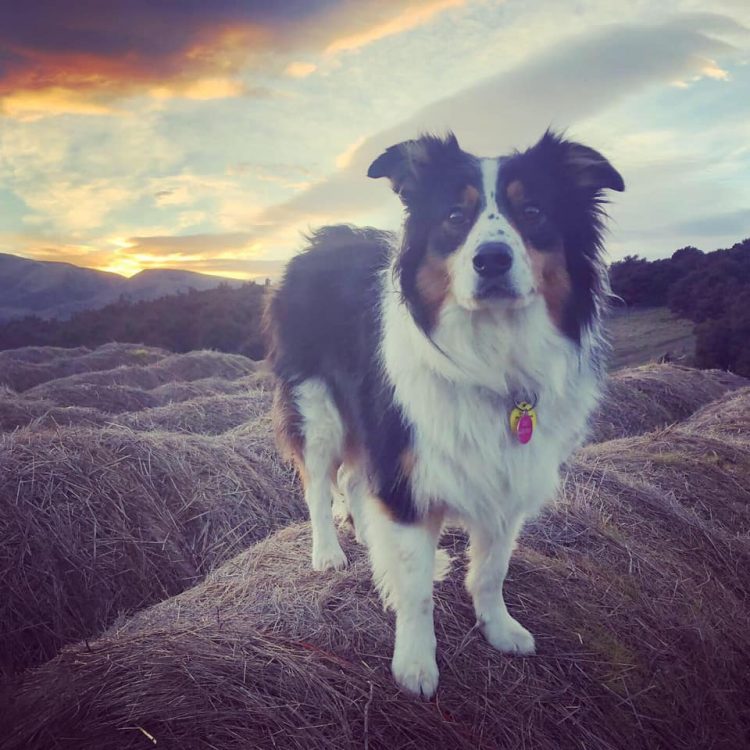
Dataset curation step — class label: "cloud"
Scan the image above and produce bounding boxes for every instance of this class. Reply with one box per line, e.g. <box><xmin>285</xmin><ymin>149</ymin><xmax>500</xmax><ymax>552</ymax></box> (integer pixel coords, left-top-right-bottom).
<box><xmin>0</xmin><ymin>1</ymin><xmax>465</xmax><ymax>116</ymax></box>
<box><xmin>285</xmin><ymin>61</ymin><xmax>318</xmax><ymax>78</ymax></box>
<box><xmin>323</xmin><ymin>0</ymin><xmax>467</xmax><ymax>54</ymax></box>
<box><xmin>124</xmin><ymin>232</ymin><xmax>258</xmax><ymax>257</ymax></box>
<box><xmin>649</xmin><ymin>209</ymin><xmax>750</xmax><ymax>239</ymax></box>
<box><xmin>257</xmin><ymin>15</ymin><xmax>746</xmax><ymax>232</ymax></box>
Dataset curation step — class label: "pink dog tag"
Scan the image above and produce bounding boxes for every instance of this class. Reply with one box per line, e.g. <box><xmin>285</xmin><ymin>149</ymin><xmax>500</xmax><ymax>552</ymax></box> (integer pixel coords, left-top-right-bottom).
<box><xmin>516</xmin><ymin>413</ymin><xmax>534</xmax><ymax>444</ymax></box>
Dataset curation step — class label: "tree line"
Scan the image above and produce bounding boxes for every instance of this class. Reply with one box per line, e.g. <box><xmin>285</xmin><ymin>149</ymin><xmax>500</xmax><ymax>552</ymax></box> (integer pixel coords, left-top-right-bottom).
<box><xmin>610</xmin><ymin>238</ymin><xmax>750</xmax><ymax>376</ymax></box>
<box><xmin>2</xmin><ymin>239</ymin><xmax>748</xmax><ymax>375</ymax></box>
<box><xmin>0</xmin><ymin>282</ymin><xmax>268</xmax><ymax>360</ymax></box>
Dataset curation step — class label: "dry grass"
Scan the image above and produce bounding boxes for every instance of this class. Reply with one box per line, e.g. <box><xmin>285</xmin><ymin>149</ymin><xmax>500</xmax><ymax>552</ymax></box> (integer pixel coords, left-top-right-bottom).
<box><xmin>0</xmin><ymin>424</ymin><xmax>303</xmax><ymax>678</ymax></box>
<box><xmin>1</xmin><ymin>343</ymin><xmax>749</xmax><ymax>748</ymax></box>
<box><xmin>589</xmin><ymin>363</ymin><xmax>746</xmax><ymax>443</ymax></box>
<box><xmin>0</xmin><ymin>343</ymin><xmax>168</xmax><ymax>391</ymax></box>
<box><xmin>114</xmin><ymin>392</ymin><xmax>273</xmax><ymax>435</ymax></box>
<box><xmin>580</xmin><ymin>428</ymin><xmax>750</xmax><ymax>537</ymax></box>
<box><xmin>152</xmin><ymin>350</ymin><xmax>258</xmax><ymax>381</ymax></box>
<box><xmin>0</xmin><ymin>345</ymin><xmax>90</xmax><ymax>365</ymax></box>
<box><xmin>16</xmin><ymin>381</ymin><xmax>162</xmax><ymax>414</ymax></box>
<box><xmin>0</xmin><ymin>393</ymin><xmax>107</xmax><ymax>431</ymax></box>
<box><xmin>5</xmin><ymin>427</ymin><xmax>749</xmax><ymax>749</ymax></box>
<box><xmin>677</xmin><ymin>386</ymin><xmax>750</xmax><ymax>444</ymax></box>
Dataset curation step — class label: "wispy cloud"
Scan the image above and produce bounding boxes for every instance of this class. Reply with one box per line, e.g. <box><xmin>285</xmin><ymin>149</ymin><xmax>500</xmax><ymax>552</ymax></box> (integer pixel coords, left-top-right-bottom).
<box><xmin>0</xmin><ymin>1</ymin><xmax>465</xmax><ymax>117</ymax></box>
<box><xmin>258</xmin><ymin>16</ymin><xmax>745</xmax><ymax>234</ymax></box>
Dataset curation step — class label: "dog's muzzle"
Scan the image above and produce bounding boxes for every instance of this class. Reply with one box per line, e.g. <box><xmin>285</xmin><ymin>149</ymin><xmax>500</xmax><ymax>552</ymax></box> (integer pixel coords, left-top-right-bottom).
<box><xmin>472</xmin><ymin>242</ymin><xmax>517</xmax><ymax>299</ymax></box>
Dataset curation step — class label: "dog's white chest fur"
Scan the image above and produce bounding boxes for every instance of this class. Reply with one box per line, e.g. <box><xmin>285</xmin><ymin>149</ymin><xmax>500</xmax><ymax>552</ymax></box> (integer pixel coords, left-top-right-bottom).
<box><xmin>381</xmin><ymin>278</ymin><xmax>601</xmax><ymax>529</ymax></box>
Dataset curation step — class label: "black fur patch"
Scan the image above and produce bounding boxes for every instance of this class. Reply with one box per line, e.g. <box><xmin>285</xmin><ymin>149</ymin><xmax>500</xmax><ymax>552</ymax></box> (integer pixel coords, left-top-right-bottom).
<box><xmin>368</xmin><ymin>134</ymin><xmax>482</xmax><ymax>334</ymax></box>
<box><xmin>265</xmin><ymin>225</ymin><xmax>419</xmax><ymax>523</ymax></box>
<box><xmin>266</xmin><ymin>132</ymin><xmax>622</xmax><ymax>524</ymax></box>
<box><xmin>499</xmin><ymin>130</ymin><xmax>624</xmax><ymax>341</ymax></box>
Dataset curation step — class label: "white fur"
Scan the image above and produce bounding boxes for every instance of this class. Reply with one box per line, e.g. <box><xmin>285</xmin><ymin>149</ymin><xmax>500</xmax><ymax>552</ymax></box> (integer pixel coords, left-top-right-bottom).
<box><xmin>293</xmin><ymin>162</ymin><xmax>605</xmax><ymax>697</ymax></box>
<box><xmin>376</xmin><ymin>224</ymin><xmax>603</xmax><ymax>694</ymax></box>
<box><xmin>451</xmin><ymin>158</ymin><xmax>534</xmax><ymax>308</ymax></box>
<box><xmin>295</xmin><ymin>379</ymin><xmax>348</xmax><ymax>572</ymax></box>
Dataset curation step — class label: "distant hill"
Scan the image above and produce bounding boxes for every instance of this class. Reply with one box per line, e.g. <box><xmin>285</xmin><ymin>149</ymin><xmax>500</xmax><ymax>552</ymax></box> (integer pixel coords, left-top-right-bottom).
<box><xmin>610</xmin><ymin>238</ymin><xmax>750</xmax><ymax>376</ymax></box>
<box><xmin>0</xmin><ymin>282</ymin><xmax>268</xmax><ymax>359</ymax></box>
<box><xmin>607</xmin><ymin>307</ymin><xmax>695</xmax><ymax>370</ymax></box>
<box><xmin>0</xmin><ymin>253</ymin><xmax>243</xmax><ymax>321</ymax></box>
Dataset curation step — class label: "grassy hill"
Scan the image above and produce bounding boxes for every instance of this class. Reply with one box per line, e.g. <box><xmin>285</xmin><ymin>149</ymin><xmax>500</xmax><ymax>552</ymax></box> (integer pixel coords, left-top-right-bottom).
<box><xmin>0</xmin><ymin>252</ymin><xmax>243</xmax><ymax>322</ymax></box>
<box><xmin>607</xmin><ymin>306</ymin><xmax>695</xmax><ymax>370</ymax></box>
<box><xmin>1</xmin><ymin>343</ymin><xmax>749</xmax><ymax>749</ymax></box>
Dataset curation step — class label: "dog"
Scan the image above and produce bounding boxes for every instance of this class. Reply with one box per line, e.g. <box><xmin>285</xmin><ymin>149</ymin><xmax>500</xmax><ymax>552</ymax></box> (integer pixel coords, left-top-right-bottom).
<box><xmin>264</xmin><ymin>130</ymin><xmax>624</xmax><ymax>698</ymax></box>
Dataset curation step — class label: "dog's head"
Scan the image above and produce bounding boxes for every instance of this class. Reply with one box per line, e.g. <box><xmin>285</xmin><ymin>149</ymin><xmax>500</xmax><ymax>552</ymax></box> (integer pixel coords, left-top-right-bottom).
<box><xmin>368</xmin><ymin>131</ymin><xmax>623</xmax><ymax>341</ymax></box>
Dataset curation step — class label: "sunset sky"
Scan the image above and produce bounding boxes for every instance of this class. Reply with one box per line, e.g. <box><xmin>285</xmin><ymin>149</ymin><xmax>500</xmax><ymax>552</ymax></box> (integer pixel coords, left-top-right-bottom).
<box><xmin>1</xmin><ymin>0</ymin><xmax>748</xmax><ymax>280</ymax></box>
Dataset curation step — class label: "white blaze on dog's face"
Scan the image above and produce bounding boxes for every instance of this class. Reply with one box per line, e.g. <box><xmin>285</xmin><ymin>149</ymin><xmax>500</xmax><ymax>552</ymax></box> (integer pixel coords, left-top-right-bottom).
<box><xmin>449</xmin><ymin>157</ymin><xmax>535</xmax><ymax>310</ymax></box>
<box><xmin>368</xmin><ymin>132</ymin><xmax>624</xmax><ymax>341</ymax></box>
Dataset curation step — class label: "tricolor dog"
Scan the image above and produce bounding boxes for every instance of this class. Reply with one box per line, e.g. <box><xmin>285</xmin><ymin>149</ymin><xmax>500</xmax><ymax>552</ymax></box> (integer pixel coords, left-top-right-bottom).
<box><xmin>265</xmin><ymin>131</ymin><xmax>624</xmax><ymax>697</ymax></box>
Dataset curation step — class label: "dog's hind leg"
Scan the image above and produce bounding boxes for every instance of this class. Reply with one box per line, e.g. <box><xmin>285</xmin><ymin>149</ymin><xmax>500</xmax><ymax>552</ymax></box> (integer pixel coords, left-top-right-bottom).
<box><xmin>337</xmin><ymin>464</ymin><xmax>369</xmax><ymax>544</ymax></box>
<box><xmin>294</xmin><ymin>379</ymin><xmax>348</xmax><ymax>571</ymax></box>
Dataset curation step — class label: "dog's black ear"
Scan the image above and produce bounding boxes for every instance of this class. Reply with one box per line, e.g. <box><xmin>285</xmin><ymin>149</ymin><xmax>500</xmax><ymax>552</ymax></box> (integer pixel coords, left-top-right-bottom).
<box><xmin>534</xmin><ymin>131</ymin><xmax>624</xmax><ymax>194</ymax></box>
<box><xmin>563</xmin><ymin>141</ymin><xmax>624</xmax><ymax>192</ymax></box>
<box><xmin>367</xmin><ymin>133</ymin><xmax>460</xmax><ymax>204</ymax></box>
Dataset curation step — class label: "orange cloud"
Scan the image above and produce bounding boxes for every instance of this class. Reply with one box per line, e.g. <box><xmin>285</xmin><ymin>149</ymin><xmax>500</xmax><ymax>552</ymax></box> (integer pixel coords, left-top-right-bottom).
<box><xmin>0</xmin><ymin>2</ymin><xmax>469</xmax><ymax>117</ymax></box>
<box><xmin>325</xmin><ymin>0</ymin><xmax>467</xmax><ymax>55</ymax></box>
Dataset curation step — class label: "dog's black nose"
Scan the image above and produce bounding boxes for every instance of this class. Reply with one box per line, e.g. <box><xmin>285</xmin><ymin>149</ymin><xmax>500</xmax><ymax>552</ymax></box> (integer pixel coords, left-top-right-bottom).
<box><xmin>472</xmin><ymin>243</ymin><xmax>513</xmax><ymax>278</ymax></box>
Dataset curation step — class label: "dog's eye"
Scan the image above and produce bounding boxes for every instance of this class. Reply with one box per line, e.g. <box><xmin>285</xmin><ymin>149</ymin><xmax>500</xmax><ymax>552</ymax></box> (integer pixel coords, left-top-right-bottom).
<box><xmin>522</xmin><ymin>204</ymin><xmax>542</xmax><ymax>221</ymax></box>
<box><xmin>447</xmin><ymin>207</ymin><xmax>467</xmax><ymax>225</ymax></box>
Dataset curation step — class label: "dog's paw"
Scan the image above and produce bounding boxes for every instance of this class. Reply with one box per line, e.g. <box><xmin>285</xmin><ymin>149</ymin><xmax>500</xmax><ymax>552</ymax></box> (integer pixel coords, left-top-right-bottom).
<box><xmin>482</xmin><ymin>615</ymin><xmax>536</xmax><ymax>655</ymax></box>
<box><xmin>392</xmin><ymin>649</ymin><xmax>439</xmax><ymax>699</ymax></box>
<box><xmin>311</xmin><ymin>540</ymin><xmax>348</xmax><ymax>572</ymax></box>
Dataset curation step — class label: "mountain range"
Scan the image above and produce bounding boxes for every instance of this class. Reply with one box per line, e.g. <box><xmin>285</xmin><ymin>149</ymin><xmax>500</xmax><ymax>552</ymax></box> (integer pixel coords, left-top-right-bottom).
<box><xmin>0</xmin><ymin>253</ymin><xmax>244</xmax><ymax>322</ymax></box>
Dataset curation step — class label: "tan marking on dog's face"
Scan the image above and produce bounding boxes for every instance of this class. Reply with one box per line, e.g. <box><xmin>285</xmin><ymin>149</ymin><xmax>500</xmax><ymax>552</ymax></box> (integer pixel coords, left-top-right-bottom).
<box><xmin>400</xmin><ymin>449</ymin><xmax>417</xmax><ymax>478</ymax></box>
<box><xmin>416</xmin><ymin>183</ymin><xmax>482</xmax><ymax>326</ymax></box>
<box><xmin>505</xmin><ymin>179</ymin><xmax>572</xmax><ymax>331</ymax></box>
<box><xmin>505</xmin><ymin>179</ymin><xmax>525</xmax><ymax>207</ymax></box>
<box><xmin>527</xmin><ymin>242</ymin><xmax>571</xmax><ymax>330</ymax></box>
<box><xmin>415</xmin><ymin>251</ymin><xmax>452</xmax><ymax>326</ymax></box>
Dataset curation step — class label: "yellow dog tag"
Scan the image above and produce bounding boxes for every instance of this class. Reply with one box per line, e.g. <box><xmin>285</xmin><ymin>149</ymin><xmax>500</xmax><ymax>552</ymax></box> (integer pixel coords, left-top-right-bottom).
<box><xmin>509</xmin><ymin>401</ymin><xmax>537</xmax><ymax>444</ymax></box>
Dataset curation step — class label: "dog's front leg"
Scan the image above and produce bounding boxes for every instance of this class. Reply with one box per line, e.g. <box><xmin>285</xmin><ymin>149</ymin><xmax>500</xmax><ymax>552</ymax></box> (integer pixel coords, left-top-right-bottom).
<box><xmin>365</xmin><ymin>501</ymin><xmax>442</xmax><ymax>698</ymax></box>
<box><xmin>466</xmin><ymin>516</ymin><xmax>535</xmax><ymax>655</ymax></box>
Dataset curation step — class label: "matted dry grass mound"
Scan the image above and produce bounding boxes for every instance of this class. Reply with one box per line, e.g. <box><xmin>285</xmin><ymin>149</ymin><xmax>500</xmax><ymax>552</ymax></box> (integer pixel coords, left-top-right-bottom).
<box><xmin>0</xmin><ymin>393</ymin><xmax>107</xmax><ymax>431</ymax></box>
<box><xmin>152</xmin><ymin>350</ymin><xmax>258</xmax><ymax>381</ymax></box>
<box><xmin>114</xmin><ymin>392</ymin><xmax>273</xmax><ymax>435</ymax></box>
<box><xmin>24</xmin><ymin>364</ymin><xmax>168</xmax><ymax>394</ymax></box>
<box><xmin>17</xmin><ymin>381</ymin><xmax>161</xmax><ymax>414</ymax></box>
<box><xmin>0</xmin><ymin>423</ymin><xmax>304</xmax><ymax>679</ymax></box>
<box><xmin>580</xmin><ymin>428</ymin><xmax>750</xmax><ymax>537</ymax></box>
<box><xmin>677</xmin><ymin>386</ymin><xmax>750</xmax><ymax>444</ymax></box>
<box><xmin>150</xmin><ymin>375</ymin><xmax>263</xmax><ymax>404</ymax></box>
<box><xmin>0</xmin><ymin>345</ymin><xmax>90</xmax><ymax>365</ymax></box>
<box><xmin>5</xmin><ymin>430</ymin><xmax>749</xmax><ymax>750</ymax></box>
<box><xmin>589</xmin><ymin>363</ymin><xmax>746</xmax><ymax>443</ymax></box>
<box><xmin>22</xmin><ymin>350</ymin><xmax>258</xmax><ymax>400</ymax></box>
<box><xmin>0</xmin><ymin>343</ymin><xmax>168</xmax><ymax>391</ymax></box>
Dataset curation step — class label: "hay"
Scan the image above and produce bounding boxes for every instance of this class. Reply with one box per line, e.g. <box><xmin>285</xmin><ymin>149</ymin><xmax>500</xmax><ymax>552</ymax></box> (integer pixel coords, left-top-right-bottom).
<box><xmin>0</xmin><ymin>345</ymin><xmax>90</xmax><ymax>365</ymax></box>
<box><xmin>677</xmin><ymin>386</ymin><xmax>750</xmax><ymax>444</ymax></box>
<box><xmin>4</xmin><ymin>427</ymin><xmax>749</xmax><ymax>750</ymax></box>
<box><xmin>24</xmin><ymin>364</ymin><xmax>166</xmax><ymax>395</ymax></box>
<box><xmin>152</xmin><ymin>350</ymin><xmax>258</xmax><ymax>381</ymax></box>
<box><xmin>15</xmin><ymin>381</ymin><xmax>160</xmax><ymax>414</ymax></box>
<box><xmin>0</xmin><ymin>394</ymin><xmax>106</xmax><ymax>431</ymax></box>
<box><xmin>580</xmin><ymin>428</ymin><xmax>750</xmax><ymax>537</ymax></box>
<box><xmin>0</xmin><ymin>344</ymin><xmax>168</xmax><ymax>391</ymax></box>
<box><xmin>150</xmin><ymin>376</ymin><xmax>254</xmax><ymax>404</ymax></box>
<box><xmin>0</xmin><ymin>424</ymin><xmax>304</xmax><ymax>678</ymax></box>
<box><xmin>114</xmin><ymin>392</ymin><xmax>273</xmax><ymax>435</ymax></box>
<box><xmin>589</xmin><ymin>363</ymin><xmax>746</xmax><ymax>443</ymax></box>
